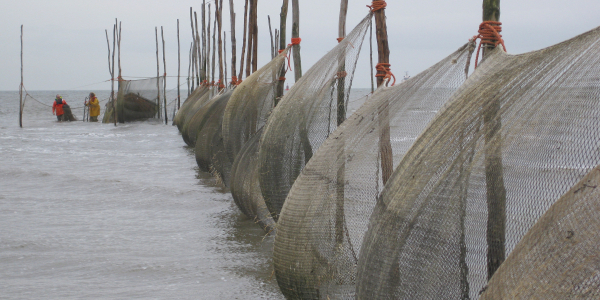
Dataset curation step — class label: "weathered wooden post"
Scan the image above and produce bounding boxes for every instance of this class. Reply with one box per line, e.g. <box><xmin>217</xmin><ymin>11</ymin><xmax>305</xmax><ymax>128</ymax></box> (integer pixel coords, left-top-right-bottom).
<box><xmin>112</xmin><ymin>24</ymin><xmax>117</xmax><ymax>126</ymax></box>
<box><xmin>481</xmin><ymin>0</ymin><xmax>506</xmax><ymax>280</ymax></box>
<box><xmin>372</xmin><ymin>0</ymin><xmax>393</xmax><ymax>184</ymax></box>
<box><xmin>161</xmin><ymin>26</ymin><xmax>168</xmax><ymax>124</ymax></box>
<box><xmin>19</xmin><ymin>25</ymin><xmax>23</xmax><ymax>128</ymax></box>
<box><xmin>116</xmin><ymin>20</ymin><xmax>121</xmax><ymax>123</ymax></box>
<box><xmin>238</xmin><ymin>0</ymin><xmax>249</xmax><ymax>81</ymax></box>
<box><xmin>155</xmin><ymin>27</ymin><xmax>161</xmax><ymax>119</ymax></box>
<box><xmin>229</xmin><ymin>0</ymin><xmax>237</xmax><ymax>86</ymax></box>
<box><xmin>275</xmin><ymin>0</ymin><xmax>289</xmax><ymax>105</ymax></box>
<box><xmin>335</xmin><ymin>0</ymin><xmax>349</xmax><ymax>250</ymax></box>
<box><xmin>291</xmin><ymin>0</ymin><xmax>302</xmax><ymax>81</ymax></box>
<box><xmin>177</xmin><ymin>19</ymin><xmax>181</xmax><ymax>109</ymax></box>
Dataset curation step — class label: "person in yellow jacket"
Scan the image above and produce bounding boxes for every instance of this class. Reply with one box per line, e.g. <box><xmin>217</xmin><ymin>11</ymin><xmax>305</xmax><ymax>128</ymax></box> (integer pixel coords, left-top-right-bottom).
<box><xmin>85</xmin><ymin>92</ymin><xmax>101</xmax><ymax>122</ymax></box>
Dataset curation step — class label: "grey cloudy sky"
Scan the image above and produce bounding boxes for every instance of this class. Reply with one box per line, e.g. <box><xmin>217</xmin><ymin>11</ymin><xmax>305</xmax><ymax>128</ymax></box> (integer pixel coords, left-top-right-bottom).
<box><xmin>1</xmin><ymin>0</ymin><xmax>599</xmax><ymax>91</ymax></box>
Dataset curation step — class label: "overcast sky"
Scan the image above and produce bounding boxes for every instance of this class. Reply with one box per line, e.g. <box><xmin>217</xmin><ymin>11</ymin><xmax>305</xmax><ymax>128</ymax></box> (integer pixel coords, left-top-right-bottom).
<box><xmin>1</xmin><ymin>0</ymin><xmax>599</xmax><ymax>91</ymax></box>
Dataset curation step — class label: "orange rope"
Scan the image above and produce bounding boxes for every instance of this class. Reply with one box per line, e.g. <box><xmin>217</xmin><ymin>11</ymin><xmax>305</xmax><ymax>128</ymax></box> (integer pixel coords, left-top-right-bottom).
<box><xmin>337</xmin><ymin>37</ymin><xmax>344</xmax><ymax>43</ymax></box>
<box><xmin>367</xmin><ymin>0</ymin><xmax>386</xmax><ymax>12</ymax></box>
<box><xmin>230</xmin><ymin>76</ymin><xmax>242</xmax><ymax>86</ymax></box>
<box><xmin>375</xmin><ymin>63</ymin><xmax>396</xmax><ymax>86</ymax></box>
<box><xmin>289</xmin><ymin>37</ymin><xmax>301</xmax><ymax>46</ymax></box>
<box><xmin>279</xmin><ymin>77</ymin><xmax>286</xmax><ymax>81</ymax></box>
<box><xmin>472</xmin><ymin>21</ymin><xmax>507</xmax><ymax>68</ymax></box>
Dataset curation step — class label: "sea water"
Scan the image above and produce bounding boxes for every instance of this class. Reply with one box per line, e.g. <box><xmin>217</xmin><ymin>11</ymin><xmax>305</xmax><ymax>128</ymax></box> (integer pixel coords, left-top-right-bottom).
<box><xmin>0</xmin><ymin>88</ymin><xmax>373</xmax><ymax>299</ymax></box>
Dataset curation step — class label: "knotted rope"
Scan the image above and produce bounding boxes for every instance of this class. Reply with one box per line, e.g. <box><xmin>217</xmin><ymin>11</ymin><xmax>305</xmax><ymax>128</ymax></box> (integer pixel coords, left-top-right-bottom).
<box><xmin>367</xmin><ymin>0</ymin><xmax>387</xmax><ymax>12</ymax></box>
<box><xmin>375</xmin><ymin>63</ymin><xmax>396</xmax><ymax>86</ymax></box>
<box><xmin>471</xmin><ymin>21</ymin><xmax>507</xmax><ymax>68</ymax></box>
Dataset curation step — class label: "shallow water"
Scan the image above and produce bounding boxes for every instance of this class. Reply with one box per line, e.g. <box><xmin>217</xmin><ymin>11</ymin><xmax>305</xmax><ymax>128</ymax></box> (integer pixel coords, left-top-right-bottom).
<box><xmin>0</xmin><ymin>90</ymin><xmax>284</xmax><ymax>299</ymax></box>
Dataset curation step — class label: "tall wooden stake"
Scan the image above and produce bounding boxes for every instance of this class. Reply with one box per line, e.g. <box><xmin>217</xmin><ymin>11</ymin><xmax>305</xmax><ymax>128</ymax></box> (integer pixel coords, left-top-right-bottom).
<box><xmin>216</xmin><ymin>0</ymin><xmax>224</xmax><ymax>89</ymax></box>
<box><xmin>275</xmin><ymin>0</ymin><xmax>289</xmax><ymax>105</ymax></box>
<box><xmin>268</xmin><ymin>16</ymin><xmax>275</xmax><ymax>59</ymax></box>
<box><xmin>155</xmin><ymin>27</ymin><xmax>161</xmax><ymax>119</ymax></box>
<box><xmin>116</xmin><ymin>20</ymin><xmax>121</xmax><ymax>123</ymax></box>
<box><xmin>112</xmin><ymin>24</ymin><xmax>117</xmax><ymax>126</ymax></box>
<box><xmin>291</xmin><ymin>0</ymin><xmax>301</xmax><ymax>81</ymax></box>
<box><xmin>177</xmin><ymin>19</ymin><xmax>181</xmax><ymax>109</ymax></box>
<box><xmin>229</xmin><ymin>0</ymin><xmax>237</xmax><ymax>84</ymax></box>
<box><xmin>19</xmin><ymin>25</ymin><xmax>23</xmax><ymax>128</ymax></box>
<box><xmin>162</xmin><ymin>26</ymin><xmax>168</xmax><ymax>124</ymax></box>
<box><xmin>207</xmin><ymin>4</ymin><xmax>212</xmax><ymax>82</ymax></box>
<box><xmin>188</xmin><ymin>42</ymin><xmax>192</xmax><ymax>96</ymax></box>
<box><xmin>238</xmin><ymin>0</ymin><xmax>249</xmax><ymax>80</ymax></box>
<box><xmin>245</xmin><ymin>0</ymin><xmax>254</xmax><ymax>78</ymax></box>
<box><xmin>335</xmin><ymin>0</ymin><xmax>349</xmax><ymax>251</ymax></box>
<box><xmin>482</xmin><ymin>0</ymin><xmax>506</xmax><ymax>280</ymax></box>
<box><xmin>202</xmin><ymin>1</ymin><xmax>207</xmax><ymax>83</ymax></box>
<box><xmin>373</xmin><ymin>0</ymin><xmax>392</xmax><ymax>185</ymax></box>
<box><xmin>251</xmin><ymin>0</ymin><xmax>258</xmax><ymax>73</ymax></box>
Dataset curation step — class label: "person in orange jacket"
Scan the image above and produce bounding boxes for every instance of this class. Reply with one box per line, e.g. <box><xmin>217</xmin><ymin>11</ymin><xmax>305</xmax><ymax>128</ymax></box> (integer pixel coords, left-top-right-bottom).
<box><xmin>52</xmin><ymin>95</ymin><xmax>68</xmax><ymax>121</ymax></box>
<box><xmin>85</xmin><ymin>92</ymin><xmax>101</xmax><ymax>122</ymax></box>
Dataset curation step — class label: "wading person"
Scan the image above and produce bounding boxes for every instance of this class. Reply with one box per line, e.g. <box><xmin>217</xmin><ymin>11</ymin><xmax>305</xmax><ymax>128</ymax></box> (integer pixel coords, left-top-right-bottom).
<box><xmin>85</xmin><ymin>92</ymin><xmax>101</xmax><ymax>122</ymax></box>
<box><xmin>52</xmin><ymin>95</ymin><xmax>67</xmax><ymax>121</ymax></box>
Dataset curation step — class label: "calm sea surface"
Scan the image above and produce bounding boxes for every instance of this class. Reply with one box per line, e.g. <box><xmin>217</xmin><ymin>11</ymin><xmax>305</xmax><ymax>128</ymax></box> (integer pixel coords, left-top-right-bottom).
<box><xmin>0</xmin><ymin>88</ymin><xmax>373</xmax><ymax>299</ymax></box>
<box><xmin>0</xmin><ymin>89</ymin><xmax>283</xmax><ymax>299</ymax></box>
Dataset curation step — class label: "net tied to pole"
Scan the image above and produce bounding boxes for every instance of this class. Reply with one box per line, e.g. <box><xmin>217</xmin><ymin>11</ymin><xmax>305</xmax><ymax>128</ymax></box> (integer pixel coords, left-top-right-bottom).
<box><xmin>472</xmin><ymin>21</ymin><xmax>507</xmax><ymax>68</ymax></box>
<box><xmin>367</xmin><ymin>0</ymin><xmax>387</xmax><ymax>12</ymax></box>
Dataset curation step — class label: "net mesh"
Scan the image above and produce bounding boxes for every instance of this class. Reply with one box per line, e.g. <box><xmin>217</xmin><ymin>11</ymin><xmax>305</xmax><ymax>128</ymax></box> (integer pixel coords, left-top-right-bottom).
<box><xmin>173</xmin><ymin>86</ymin><xmax>211</xmax><ymax>131</ymax></box>
<box><xmin>194</xmin><ymin>90</ymin><xmax>234</xmax><ymax>186</ymax></box>
<box><xmin>272</xmin><ymin>41</ymin><xmax>473</xmax><ymax>299</ymax></box>
<box><xmin>258</xmin><ymin>13</ymin><xmax>373</xmax><ymax>221</ymax></box>
<box><xmin>103</xmin><ymin>77</ymin><xmax>164</xmax><ymax>123</ymax></box>
<box><xmin>229</xmin><ymin>128</ymin><xmax>277</xmax><ymax>232</ymax></box>
<box><xmin>222</xmin><ymin>49</ymin><xmax>289</xmax><ymax>228</ymax></box>
<box><xmin>355</xmin><ymin>26</ymin><xmax>600</xmax><ymax>299</ymax></box>
<box><xmin>479</xmin><ymin>164</ymin><xmax>600</xmax><ymax>299</ymax></box>
<box><xmin>179</xmin><ymin>87</ymin><xmax>216</xmax><ymax>145</ymax></box>
<box><xmin>222</xmin><ymin>48</ymin><xmax>290</xmax><ymax>163</ymax></box>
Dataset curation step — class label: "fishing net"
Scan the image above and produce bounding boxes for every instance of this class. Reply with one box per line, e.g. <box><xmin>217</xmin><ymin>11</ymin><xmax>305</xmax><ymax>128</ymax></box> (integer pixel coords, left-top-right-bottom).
<box><xmin>222</xmin><ymin>50</ymin><xmax>289</xmax><ymax>231</ymax></box>
<box><xmin>479</xmin><ymin>164</ymin><xmax>600</xmax><ymax>300</ymax></box>
<box><xmin>355</xmin><ymin>26</ymin><xmax>600</xmax><ymax>299</ymax></box>
<box><xmin>194</xmin><ymin>90</ymin><xmax>234</xmax><ymax>186</ymax></box>
<box><xmin>178</xmin><ymin>88</ymin><xmax>216</xmax><ymax>146</ymax></box>
<box><xmin>222</xmin><ymin>48</ymin><xmax>290</xmax><ymax>163</ymax></box>
<box><xmin>273</xmin><ymin>41</ymin><xmax>473</xmax><ymax>299</ymax></box>
<box><xmin>258</xmin><ymin>13</ymin><xmax>373</xmax><ymax>220</ymax></box>
<box><xmin>172</xmin><ymin>85</ymin><xmax>212</xmax><ymax>132</ymax></box>
<box><xmin>183</xmin><ymin>89</ymin><xmax>230</xmax><ymax>147</ymax></box>
<box><xmin>103</xmin><ymin>77</ymin><xmax>164</xmax><ymax>123</ymax></box>
<box><xmin>229</xmin><ymin>128</ymin><xmax>276</xmax><ymax>233</ymax></box>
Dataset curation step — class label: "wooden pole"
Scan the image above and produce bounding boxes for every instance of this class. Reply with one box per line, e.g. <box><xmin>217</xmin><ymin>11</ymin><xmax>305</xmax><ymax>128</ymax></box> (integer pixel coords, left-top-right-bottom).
<box><xmin>224</xmin><ymin>32</ymin><xmax>228</xmax><ymax>86</ymax></box>
<box><xmin>238</xmin><ymin>0</ymin><xmax>249</xmax><ymax>80</ymax></box>
<box><xmin>112</xmin><ymin>24</ymin><xmax>117</xmax><ymax>126</ymax></box>
<box><xmin>212</xmin><ymin>7</ymin><xmax>217</xmax><ymax>86</ymax></box>
<box><xmin>194</xmin><ymin>11</ymin><xmax>202</xmax><ymax>83</ymax></box>
<box><xmin>117</xmin><ymin>20</ymin><xmax>121</xmax><ymax>123</ymax></box>
<box><xmin>207</xmin><ymin>4</ymin><xmax>212</xmax><ymax>83</ymax></box>
<box><xmin>202</xmin><ymin>1</ymin><xmax>207</xmax><ymax>83</ymax></box>
<box><xmin>229</xmin><ymin>0</ymin><xmax>237</xmax><ymax>84</ymax></box>
<box><xmin>275</xmin><ymin>0</ymin><xmax>289</xmax><ymax>105</ymax></box>
<box><xmin>177</xmin><ymin>19</ymin><xmax>181</xmax><ymax>109</ymax></box>
<box><xmin>162</xmin><ymin>26</ymin><xmax>168</xmax><ymax>124</ymax></box>
<box><xmin>245</xmin><ymin>0</ymin><xmax>254</xmax><ymax>78</ymax></box>
<box><xmin>251</xmin><ymin>0</ymin><xmax>258</xmax><ymax>73</ymax></box>
<box><xmin>216</xmin><ymin>0</ymin><xmax>224</xmax><ymax>90</ymax></box>
<box><xmin>190</xmin><ymin>8</ymin><xmax>197</xmax><ymax>87</ymax></box>
<box><xmin>482</xmin><ymin>0</ymin><xmax>506</xmax><ymax>280</ymax></box>
<box><xmin>19</xmin><ymin>25</ymin><xmax>23</xmax><ymax>128</ymax></box>
<box><xmin>268</xmin><ymin>16</ymin><xmax>275</xmax><ymax>59</ymax></box>
<box><xmin>291</xmin><ymin>0</ymin><xmax>301</xmax><ymax>81</ymax></box>
<box><xmin>155</xmin><ymin>27</ymin><xmax>161</xmax><ymax>119</ymax></box>
<box><xmin>335</xmin><ymin>0</ymin><xmax>349</xmax><ymax>250</ymax></box>
<box><xmin>188</xmin><ymin>42</ymin><xmax>192</xmax><ymax>96</ymax></box>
